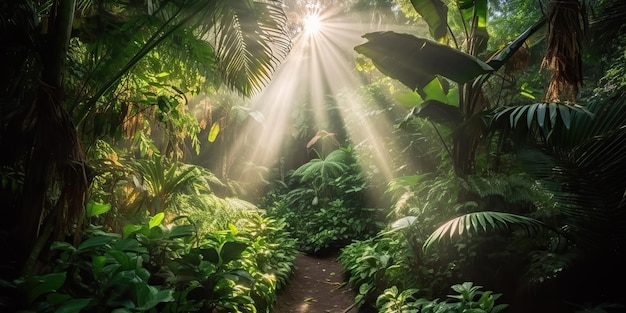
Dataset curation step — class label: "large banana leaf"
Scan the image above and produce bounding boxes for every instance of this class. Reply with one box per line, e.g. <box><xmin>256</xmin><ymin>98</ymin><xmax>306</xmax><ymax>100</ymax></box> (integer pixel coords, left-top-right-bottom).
<box><xmin>410</xmin><ymin>0</ymin><xmax>448</xmax><ymax>41</ymax></box>
<box><xmin>405</xmin><ymin>99</ymin><xmax>462</xmax><ymax>129</ymax></box>
<box><xmin>355</xmin><ymin>31</ymin><xmax>493</xmax><ymax>92</ymax></box>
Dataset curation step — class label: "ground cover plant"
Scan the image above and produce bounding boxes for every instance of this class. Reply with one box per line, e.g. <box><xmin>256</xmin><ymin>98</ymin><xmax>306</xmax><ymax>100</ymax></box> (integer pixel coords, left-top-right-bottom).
<box><xmin>0</xmin><ymin>197</ymin><xmax>297</xmax><ymax>313</ymax></box>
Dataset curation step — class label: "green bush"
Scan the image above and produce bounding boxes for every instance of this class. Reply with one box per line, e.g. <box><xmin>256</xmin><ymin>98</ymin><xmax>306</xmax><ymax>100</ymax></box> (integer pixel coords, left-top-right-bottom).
<box><xmin>265</xmin><ymin>147</ymin><xmax>382</xmax><ymax>254</ymax></box>
<box><xmin>376</xmin><ymin>282</ymin><xmax>508</xmax><ymax>313</ymax></box>
<box><xmin>0</xmin><ymin>207</ymin><xmax>297</xmax><ymax>313</ymax></box>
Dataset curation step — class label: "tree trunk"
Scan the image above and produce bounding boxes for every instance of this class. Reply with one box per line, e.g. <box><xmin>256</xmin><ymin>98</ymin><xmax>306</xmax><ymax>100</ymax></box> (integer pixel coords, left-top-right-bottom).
<box><xmin>18</xmin><ymin>0</ymin><xmax>87</xmax><ymax>276</ymax></box>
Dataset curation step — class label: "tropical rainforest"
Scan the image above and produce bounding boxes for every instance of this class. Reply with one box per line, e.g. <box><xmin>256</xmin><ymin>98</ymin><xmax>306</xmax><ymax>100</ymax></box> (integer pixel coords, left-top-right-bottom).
<box><xmin>0</xmin><ymin>0</ymin><xmax>624</xmax><ymax>312</ymax></box>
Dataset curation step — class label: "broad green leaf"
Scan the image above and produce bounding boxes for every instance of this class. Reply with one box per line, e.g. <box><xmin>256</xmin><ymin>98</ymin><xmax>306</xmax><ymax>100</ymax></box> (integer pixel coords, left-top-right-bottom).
<box><xmin>409</xmin><ymin>99</ymin><xmax>462</xmax><ymax>129</ymax></box>
<box><xmin>422</xmin><ymin>77</ymin><xmax>448</xmax><ymax>103</ymax></box>
<box><xmin>77</xmin><ymin>235</ymin><xmax>118</xmax><ymax>252</ymax></box>
<box><xmin>50</xmin><ymin>241</ymin><xmax>77</xmax><ymax>252</ymax></box>
<box><xmin>19</xmin><ymin>272</ymin><xmax>66</xmax><ymax>304</ymax></box>
<box><xmin>122</xmin><ymin>224</ymin><xmax>143</xmax><ymax>239</ymax></box>
<box><xmin>513</xmin><ymin>106</ymin><xmax>526</xmax><ymax>128</ymax></box>
<box><xmin>220</xmin><ymin>241</ymin><xmax>248</xmax><ymax>264</ymax></box>
<box><xmin>208</xmin><ymin>122</ymin><xmax>220</xmax><ymax>142</ymax></box>
<box><xmin>199</xmin><ymin>247</ymin><xmax>220</xmax><ymax>264</ymax></box>
<box><xmin>55</xmin><ymin>298</ymin><xmax>92</xmax><ymax>313</ymax></box>
<box><xmin>167</xmin><ymin>224</ymin><xmax>195</xmax><ymax>238</ymax></box>
<box><xmin>46</xmin><ymin>292</ymin><xmax>70</xmax><ymax>305</ymax></box>
<box><xmin>92</xmin><ymin>255</ymin><xmax>106</xmax><ymax>275</ymax></box>
<box><xmin>355</xmin><ymin>32</ymin><xmax>493</xmax><ymax>93</ymax></box>
<box><xmin>410</xmin><ymin>0</ymin><xmax>448</xmax><ymax>41</ymax></box>
<box><xmin>86</xmin><ymin>200</ymin><xmax>111</xmax><ymax>218</ymax></box>
<box><xmin>149</xmin><ymin>213</ymin><xmax>165</xmax><ymax>229</ymax></box>
<box><xmin>395</xmin><ymin>91</ymin><xmax>424</xmax><ymax>108</ymax></box>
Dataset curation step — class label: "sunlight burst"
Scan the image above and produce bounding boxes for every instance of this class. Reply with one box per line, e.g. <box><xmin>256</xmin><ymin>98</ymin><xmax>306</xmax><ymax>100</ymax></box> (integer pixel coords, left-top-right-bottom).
<box><xmin>240</xmin><ymin>7</ymin><xmax>405</xmax><ymax>193</ymax></box>
<box><xmin>303</xmin><ymin>13</ymin><xmax>323</xmax><ymax>35</ymax></box>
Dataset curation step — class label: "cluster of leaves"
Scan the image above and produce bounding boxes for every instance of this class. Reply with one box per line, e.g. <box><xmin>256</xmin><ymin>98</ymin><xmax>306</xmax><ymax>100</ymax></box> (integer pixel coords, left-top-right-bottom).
<box><xmin>343</xmin><ymin>0</ymin><xmax>626</xmax><ymax>311</ymax></box>
<box><xmin>0</xmin><ymin>207</ymin><xmax>297</xmax><ymax>313</ymax></box>
<box><xmin>376</xmin><ymin>282</ymin><xmax>507</xmax><ymax>313</ymax></box>
<box><xmin>265</xmin><ymin>148</ymin><xmax>383</xmax><ymax>254</ymax></box>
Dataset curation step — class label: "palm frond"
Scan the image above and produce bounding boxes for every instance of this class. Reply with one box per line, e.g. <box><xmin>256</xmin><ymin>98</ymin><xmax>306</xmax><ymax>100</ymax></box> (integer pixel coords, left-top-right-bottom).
<box><xmin>423</xmin><ymin>211</ymin><xmax>547</xmax><ymax>251</ymax></box>
<box><xmin>551</xmin><ymin>125</ymin><xmax>626</xmax><ymax>253</ymax></box>
<box><xmin>491</xmin><ymin>102</ymin><xmax>594</xmax><ymax>139</ymax></box>
<box><xmin>517</xmin><ymin>89</ymin><xmax>626</xmax><ymax>255</ymax></box>
<box><xmin>215</xmin><ymin>0</ymin><xmax>290</xmax><ymax>95</ymax></box>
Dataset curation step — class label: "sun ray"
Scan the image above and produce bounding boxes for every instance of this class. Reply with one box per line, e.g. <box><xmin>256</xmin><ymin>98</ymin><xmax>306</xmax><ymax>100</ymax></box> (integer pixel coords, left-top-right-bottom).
<box><xmin>229</xmin><ymin>6</ymin><xmax>415</xmax><ymax>193</ymax></box>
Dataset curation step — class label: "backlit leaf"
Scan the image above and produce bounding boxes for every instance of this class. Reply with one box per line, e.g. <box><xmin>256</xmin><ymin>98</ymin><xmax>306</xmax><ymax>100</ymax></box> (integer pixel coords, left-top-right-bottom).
<box><xmin>208</xmin><ymin>122</ymin><xmax>220</xmax><ymax>142</ymax></box>
<box><xmin>410</xmin><ymin>0</ymin><xmax>448</xmax><ymax>41</ymax></box>
<box><xmin>149</xmin><ymin>213</ymin><xmax>165</xmax><ymax>229</ymax></box>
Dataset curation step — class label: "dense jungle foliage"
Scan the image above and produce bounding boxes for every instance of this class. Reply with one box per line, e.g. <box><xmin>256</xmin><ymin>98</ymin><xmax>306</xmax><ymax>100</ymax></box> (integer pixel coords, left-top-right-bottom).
<box><xmin>1</xmin><ymin>0</ymin><xmax>625</xmax><ymax>312</ymax></box>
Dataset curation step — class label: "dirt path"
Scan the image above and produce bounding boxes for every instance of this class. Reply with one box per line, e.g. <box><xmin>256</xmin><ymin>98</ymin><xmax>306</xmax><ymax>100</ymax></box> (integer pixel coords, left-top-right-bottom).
<box><xmin>271</xmin><ymin>253</ymin><xmax>357</xmax><ymax>313</ymax></box>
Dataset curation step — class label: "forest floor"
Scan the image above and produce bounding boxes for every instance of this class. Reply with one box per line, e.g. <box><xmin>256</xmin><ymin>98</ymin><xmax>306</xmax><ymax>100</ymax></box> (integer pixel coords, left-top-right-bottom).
<box><xmin>271</xmin><ymin>253</ymin><xmax>358</xmax><ymax>313</ymax></box>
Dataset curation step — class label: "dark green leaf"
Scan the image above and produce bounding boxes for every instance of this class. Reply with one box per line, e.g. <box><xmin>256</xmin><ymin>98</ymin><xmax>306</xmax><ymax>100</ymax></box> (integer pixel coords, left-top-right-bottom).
<box><xmin>220</xmin><ymin>241</ymin><xmax>248</xmax><ymax>264</ymax></box>
<box><xmin>409</xmin><ymin>100</ymin><xmax>462</xmax><ymax>128</ymax></box>
<box><xmin>78</xmin><ymin>235</ymin><xmax>118</xmax><ymax>252</ymax></box>
<box><xmin>355</xmin><ymin>32</ymin><xmax>493</xmax><ymax>92</ymax></box>
<box><xmin>199</xmin><ymin>247</ymin><xmax>220</xmax><ymax>264</ymax></box>
<box><xmin>55</xmin><ymin>298</ymin><xmax>92</xmax><ymax>313</ymax></box>
<box><xmin>19</xmin><ymin>272</ymin><xmax>66</xmax><ymax>304</ymax></box>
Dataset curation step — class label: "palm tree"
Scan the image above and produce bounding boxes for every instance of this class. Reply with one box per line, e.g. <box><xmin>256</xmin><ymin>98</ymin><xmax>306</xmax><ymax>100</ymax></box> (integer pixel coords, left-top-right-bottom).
<box><xmin>0</xmin><ymin>0</ymin><xmax>290</xmax><ymax>276</ymax></box>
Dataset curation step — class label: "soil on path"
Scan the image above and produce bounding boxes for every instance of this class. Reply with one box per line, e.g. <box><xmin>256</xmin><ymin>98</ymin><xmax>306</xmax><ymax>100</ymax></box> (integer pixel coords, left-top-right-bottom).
<box><xmin>271</xmin><ymin>253</ymin><xmax>358</xmax><ymax>313</ymax></box>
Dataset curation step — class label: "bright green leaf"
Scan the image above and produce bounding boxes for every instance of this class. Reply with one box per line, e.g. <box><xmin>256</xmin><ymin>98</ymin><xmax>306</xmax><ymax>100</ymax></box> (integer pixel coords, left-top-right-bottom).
<box><xmin>208</xmin><ymin>122</ymin><xmax>220</xmax><ymax>142</ymax></box>
<box><xmin>86</xmin><ymin>200</ymin><xmax>111</xmax><ymax>218</ymax></box>
<box><xmin>149</xmin><ymin>213</ymin><xmax>165</xmax><ymax>229</ymax></box>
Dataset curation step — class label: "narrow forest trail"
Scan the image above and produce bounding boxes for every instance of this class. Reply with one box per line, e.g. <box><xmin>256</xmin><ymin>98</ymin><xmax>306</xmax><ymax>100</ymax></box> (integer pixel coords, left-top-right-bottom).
<box><xmin>271</xmin><ymin>253</ymin><xmax>358</xmax><ymax>313</ymax></box>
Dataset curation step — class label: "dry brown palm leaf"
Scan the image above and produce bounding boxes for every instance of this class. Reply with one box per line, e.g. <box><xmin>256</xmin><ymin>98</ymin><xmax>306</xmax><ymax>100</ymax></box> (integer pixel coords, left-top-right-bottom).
<box><xmin>541</xmin><ymin>0</ymin><xmax>588</xmax><ymax>102</ymax></box>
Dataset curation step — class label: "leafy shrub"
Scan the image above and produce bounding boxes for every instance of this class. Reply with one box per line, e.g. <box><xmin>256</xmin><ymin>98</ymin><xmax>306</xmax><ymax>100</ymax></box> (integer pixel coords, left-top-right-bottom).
<box><xmin>376</xmin><ymin>282</ymin><xmax>508</xmax><ymax>313</ymax></box>
<box><xmin>0</xmin><ymin>205</ymin><xmax>297</xmax><ymax>313</ymax></box>
<box><xmin>265</xmin><ymin>147</ymin><xmax>382</xmax><ymax>254</ymax></box>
